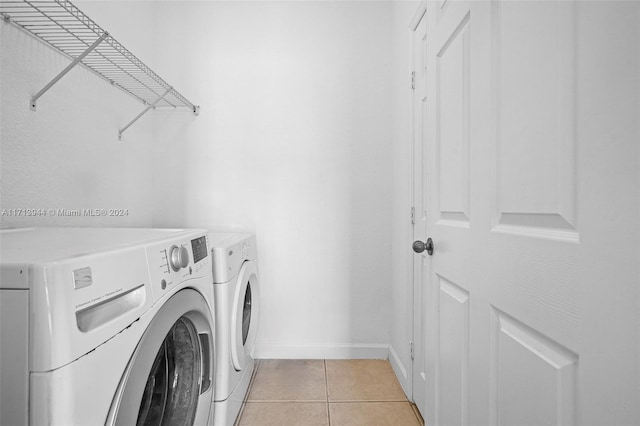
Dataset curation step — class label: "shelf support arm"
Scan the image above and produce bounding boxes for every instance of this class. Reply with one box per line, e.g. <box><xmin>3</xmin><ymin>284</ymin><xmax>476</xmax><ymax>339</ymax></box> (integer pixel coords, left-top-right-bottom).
<box><xmin>118</xmin><ymin>87</ymin><xmax>172</xmax><ymax>141</ymax></box>
<box><xmin>30</xmin><ymin>32</ymin><xmax>109</xmax><ymax>111</ymax></box>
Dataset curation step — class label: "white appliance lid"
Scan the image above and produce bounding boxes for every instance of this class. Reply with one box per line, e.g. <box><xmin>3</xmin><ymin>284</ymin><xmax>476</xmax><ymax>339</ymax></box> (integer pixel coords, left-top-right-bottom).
<box><xmin>1</xmin><ymin>227</ymin><xmax>194</xmax><ymax>263</ymax></box>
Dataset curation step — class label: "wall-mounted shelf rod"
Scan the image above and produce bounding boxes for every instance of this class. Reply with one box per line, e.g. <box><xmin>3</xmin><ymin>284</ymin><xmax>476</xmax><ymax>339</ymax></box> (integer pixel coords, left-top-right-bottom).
<box><xmin>0</xmin><ymin>0</ymin><xmax>200</xmax><ymax>140</ymax></box>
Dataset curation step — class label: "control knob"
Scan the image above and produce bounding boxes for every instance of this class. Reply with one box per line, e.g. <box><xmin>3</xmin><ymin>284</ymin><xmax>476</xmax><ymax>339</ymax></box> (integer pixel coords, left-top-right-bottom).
<box><xmin>170</xmin><ymin>245</ymin><xmax>189</xmax><ymax>271</ymax></box>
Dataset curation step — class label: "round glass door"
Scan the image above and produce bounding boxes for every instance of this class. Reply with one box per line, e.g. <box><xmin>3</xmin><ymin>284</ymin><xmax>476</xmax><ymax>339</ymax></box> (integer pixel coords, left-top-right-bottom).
<box><xmin>110</xmin><ymin>289</ymin><xmax>214</xmax><ymax>426</ymax></box>
<box><xmin>136</xmin><ymin>317</ymin><xmax>201</xmax><ymax>426</ymax></box>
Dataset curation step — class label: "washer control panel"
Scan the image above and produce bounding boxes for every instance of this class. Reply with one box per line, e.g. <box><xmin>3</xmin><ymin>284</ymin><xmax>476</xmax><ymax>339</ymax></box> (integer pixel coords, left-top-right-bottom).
<box><xmin>148</xmin><ymin>232</ymin><xmax>210</xmax><ymax>301</ymax></box>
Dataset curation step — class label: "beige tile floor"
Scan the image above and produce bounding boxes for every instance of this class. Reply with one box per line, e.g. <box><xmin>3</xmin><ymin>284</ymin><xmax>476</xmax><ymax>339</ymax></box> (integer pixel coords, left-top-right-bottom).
<box><xmin>236</xmin><ymin>359</ymin><xmax>424</xmax><ymax>426</ymax></box>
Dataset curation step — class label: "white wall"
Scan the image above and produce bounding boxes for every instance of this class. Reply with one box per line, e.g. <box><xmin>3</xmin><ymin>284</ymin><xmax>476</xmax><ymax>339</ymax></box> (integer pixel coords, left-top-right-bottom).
<box><xmin>0</xmin><ymin>2</ymin><xmax>157</xmax><ymax>229</ymax></box>
<box><xmin>149</xmin><ymin>1</ymin><xmax>395</xmax><ymax>358</ymax></box>
<box><xmin>1</xmin><ymin>0</ymin><xmax>416</xmax><ymax>362</ymax></box>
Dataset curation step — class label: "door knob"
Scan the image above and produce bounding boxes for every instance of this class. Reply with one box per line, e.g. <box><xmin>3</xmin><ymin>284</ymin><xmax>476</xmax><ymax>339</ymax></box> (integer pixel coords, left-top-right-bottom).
<box><xmin>412</xmin><ymin>238</ymin><xmax>434</xmax><ymax>255</ymax></box>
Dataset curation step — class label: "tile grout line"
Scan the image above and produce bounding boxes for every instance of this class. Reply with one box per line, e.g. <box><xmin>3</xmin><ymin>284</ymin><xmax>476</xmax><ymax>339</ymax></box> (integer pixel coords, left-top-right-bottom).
<box><xmin>324</xmin><ymin>359</ymin><xmax>331</xmax><ymax>426</ymax></box>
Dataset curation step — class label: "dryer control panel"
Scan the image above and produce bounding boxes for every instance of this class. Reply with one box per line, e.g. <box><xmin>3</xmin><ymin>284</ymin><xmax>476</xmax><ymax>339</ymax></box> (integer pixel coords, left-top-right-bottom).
<box><xmin>209</xmin><ymin>233</ymin><xmax>257</xmax><ymax>283</ymax></box>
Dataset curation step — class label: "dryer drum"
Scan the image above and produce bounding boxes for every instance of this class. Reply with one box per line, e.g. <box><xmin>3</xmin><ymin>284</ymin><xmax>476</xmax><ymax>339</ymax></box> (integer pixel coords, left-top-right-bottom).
<box><xmin>136</xmin><ymin>317</ymin><xmax>201</xmax><ymax>426</ymax></box>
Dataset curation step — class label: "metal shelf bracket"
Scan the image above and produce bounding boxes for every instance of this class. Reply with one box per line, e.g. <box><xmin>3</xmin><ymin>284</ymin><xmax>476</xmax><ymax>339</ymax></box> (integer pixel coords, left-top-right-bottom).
<box><xmin>30</xmin><ymin>31</ymin><xmax>109</xmax><ymax>111</ymax></box>
<box><xmin>118</xmin><ymin>87</ymin><xmax>172</xmax><ymax>140</ymax></box>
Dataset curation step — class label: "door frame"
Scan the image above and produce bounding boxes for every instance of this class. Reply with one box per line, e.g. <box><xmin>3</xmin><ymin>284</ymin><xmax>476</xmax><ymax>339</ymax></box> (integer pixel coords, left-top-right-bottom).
<box><xmin>409</xmin><ymin>0</ymin><xmax>428</xmax><ymax>417</ymax></box>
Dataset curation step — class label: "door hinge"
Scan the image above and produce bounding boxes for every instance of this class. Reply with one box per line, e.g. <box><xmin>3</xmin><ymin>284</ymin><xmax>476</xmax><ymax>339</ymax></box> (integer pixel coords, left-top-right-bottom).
<box><xmin>411</xmin><ymin>206</ymin><xmax>415</xmax><ymax>225</ymax></box>
<box><xmin>411</xmin><ymin>71</ymin><xmax>415</xmax><ymax>90</ymax></box>
<box><xmin>410</xmin><ymin>341</ymin><xmax>414</xmax><ymax>360</ymax></box>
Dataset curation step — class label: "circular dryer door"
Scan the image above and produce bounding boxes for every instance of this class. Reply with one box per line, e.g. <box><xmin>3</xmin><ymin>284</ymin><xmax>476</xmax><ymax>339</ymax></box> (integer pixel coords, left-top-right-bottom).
<box><xmin>109</xmin><ymin>289</ymin><xmax>214</xmax><ymax>426</ymax></box>
<box><xmin>231</xmin><ymin>260</ymin><xmax>259</xmax><ymax>371</ymax></box>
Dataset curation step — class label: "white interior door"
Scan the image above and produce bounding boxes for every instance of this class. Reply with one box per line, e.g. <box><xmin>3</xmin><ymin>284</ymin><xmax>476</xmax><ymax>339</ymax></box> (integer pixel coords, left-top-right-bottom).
<box><xmin>411</xmin><ymin>3</ymin><xmax>428</xmax><ymax>418</ymax></box>
<box><xmin>419</xmin><ymin>1</ymin><xmax>639</xmax><ymax>425</ymax></box>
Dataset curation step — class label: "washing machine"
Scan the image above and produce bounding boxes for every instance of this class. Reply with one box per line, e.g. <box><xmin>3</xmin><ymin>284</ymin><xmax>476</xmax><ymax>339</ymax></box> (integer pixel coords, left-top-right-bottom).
<box><xmin>0</xmin><ymin>227</ymin><xmax>216</xmax><ymax>426</ymax></box>
<box><xmin>209</xmin><ymin>233</ymin><xmax>260</xmax><ymax>426</ymax></box>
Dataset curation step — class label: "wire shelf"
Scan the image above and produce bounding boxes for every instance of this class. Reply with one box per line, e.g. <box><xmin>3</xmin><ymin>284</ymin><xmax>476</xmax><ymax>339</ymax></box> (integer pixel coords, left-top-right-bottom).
<box><xmin>1</xmin><ymin>0</ymin><xmax>199</xmax><ymax>137</ymax></box>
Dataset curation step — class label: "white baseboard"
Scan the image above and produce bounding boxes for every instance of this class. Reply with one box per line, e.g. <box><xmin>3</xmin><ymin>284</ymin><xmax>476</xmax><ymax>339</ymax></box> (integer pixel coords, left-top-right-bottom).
<box><xmin>388</xmin><ymin>344</ymin><xmax>411</xmax><ymax>399</ymax></box>
<box><xmin>255</xmin><ymin>343</ymin><xmax>389</xmax><ymax>360</ymax></box>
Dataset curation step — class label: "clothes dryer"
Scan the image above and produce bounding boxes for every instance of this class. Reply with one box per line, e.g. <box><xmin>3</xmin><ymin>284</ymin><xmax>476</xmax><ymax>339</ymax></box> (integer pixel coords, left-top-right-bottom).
<box><xmin>0</xmin><ymin>227</ymin><xmax>215</xmax><ymax>426</ymax></box>
<box><xmin>209</xmin><ymin>233</ymin><xmax>260</xmax><ymax>426</ymax></box>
